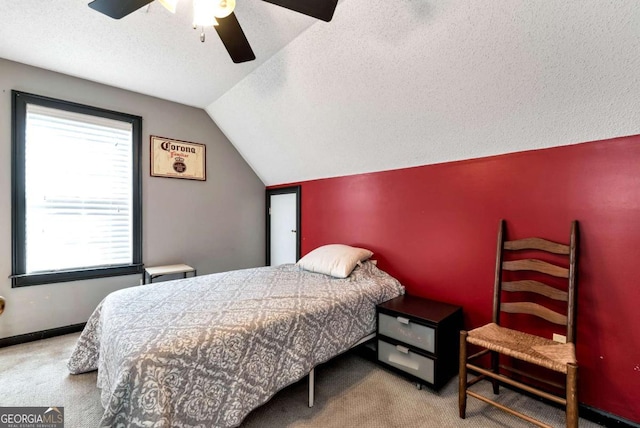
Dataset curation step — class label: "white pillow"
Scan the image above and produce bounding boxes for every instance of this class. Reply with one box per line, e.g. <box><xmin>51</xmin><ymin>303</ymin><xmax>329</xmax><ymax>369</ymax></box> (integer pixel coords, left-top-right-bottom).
<box><xmin>296</xmin><ymin>244</ymin><xmax>373</xmax><ymax>278</ymax></box>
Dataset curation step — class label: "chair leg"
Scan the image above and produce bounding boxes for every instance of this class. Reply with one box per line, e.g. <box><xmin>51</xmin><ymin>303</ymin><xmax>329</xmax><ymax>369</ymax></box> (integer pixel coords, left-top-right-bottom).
<box><xmin>491</xmin><ymin>351</ymin><xmax>500</xmax><ymax>394</ymax></box>
<box><xmin>566</xmin><ymin>363</ymin><xmax>578</xmax><ymax>428</ymax></box>
<box><xmin>459</xmin><ymin>330</ymin><xmax>468</xmax><ymax>419</ymax></box>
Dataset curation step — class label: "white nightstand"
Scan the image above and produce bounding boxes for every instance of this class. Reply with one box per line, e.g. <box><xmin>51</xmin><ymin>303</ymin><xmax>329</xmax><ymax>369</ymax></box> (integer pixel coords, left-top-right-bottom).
<box><xmin>144</xmin><ymin>264</ymin><xmax>196</xmax><ymax>284</ymax></box>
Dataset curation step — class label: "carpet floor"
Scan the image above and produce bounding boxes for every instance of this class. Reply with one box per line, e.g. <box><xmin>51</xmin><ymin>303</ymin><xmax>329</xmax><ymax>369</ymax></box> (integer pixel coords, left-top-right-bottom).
<box><xmin>0</xmin><ymin>333</ymin><xmax>601</xmax><ymax>428</ymax></box>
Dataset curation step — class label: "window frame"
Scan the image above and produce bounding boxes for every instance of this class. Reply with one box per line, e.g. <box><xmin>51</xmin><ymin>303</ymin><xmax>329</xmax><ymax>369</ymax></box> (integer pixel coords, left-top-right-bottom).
<box><xmin>11</xmin><ymin>90</ymin><xmax>143</xmax><ymax>287</ymax></box>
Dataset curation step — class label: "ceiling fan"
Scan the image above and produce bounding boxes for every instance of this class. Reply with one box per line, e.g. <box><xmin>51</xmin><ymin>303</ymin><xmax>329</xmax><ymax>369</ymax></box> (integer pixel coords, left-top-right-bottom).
<box><xmin>87</xmin><ymin>0</ymin><xmax>339</xmax><ymax>63</ymax></box>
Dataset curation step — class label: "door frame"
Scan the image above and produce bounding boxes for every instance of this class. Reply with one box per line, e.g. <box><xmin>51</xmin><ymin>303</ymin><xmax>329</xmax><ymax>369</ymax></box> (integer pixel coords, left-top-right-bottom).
<box><xmin>266</xmin><ymin>186</ymin><xmax>301</xmax><ymax>266</ymax></box>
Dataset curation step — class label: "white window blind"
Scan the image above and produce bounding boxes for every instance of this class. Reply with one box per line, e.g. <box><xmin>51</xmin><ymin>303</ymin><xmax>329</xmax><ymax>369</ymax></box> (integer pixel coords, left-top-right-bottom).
<box><xmin>24</xmin><ymin>103</ymin><xmax>134</xmax><ymax>273</ymax></box>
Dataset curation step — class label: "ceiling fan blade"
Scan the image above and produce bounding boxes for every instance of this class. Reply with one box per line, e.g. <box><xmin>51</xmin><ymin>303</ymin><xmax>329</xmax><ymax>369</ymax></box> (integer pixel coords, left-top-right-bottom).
<box><xmin>88</xmin><ymin>0</ymin><xmax>153</xmax><ymax>19</ymax></box>
<box><xmin>262</xmin><ymin>0</ymin><xmax>338</xmax><ymax>22</ymax></box>
<box><xmin>214</xmin><ymin>13</ymin><xmax>256</xmax><ymax>63</ymax></box>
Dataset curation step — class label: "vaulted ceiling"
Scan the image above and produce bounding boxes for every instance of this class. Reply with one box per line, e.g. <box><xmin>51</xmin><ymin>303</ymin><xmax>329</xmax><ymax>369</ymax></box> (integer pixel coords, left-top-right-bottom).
<box><xmin>2</xmin><ymin>1</ymin><xmax>640</xmax><ymax>185</ymax></box>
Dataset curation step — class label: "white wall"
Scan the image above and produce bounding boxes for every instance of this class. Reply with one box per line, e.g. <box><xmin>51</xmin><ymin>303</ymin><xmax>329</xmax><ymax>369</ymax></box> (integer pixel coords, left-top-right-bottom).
<box><xmin>208</xmin><ymin>0</ymin><xmax>640</xmax><ymax>185</ymax></box>
<box><xmin>0</xmin><ymin>59</ymin><xmax>265</xmax><ymax>339</ymax></box>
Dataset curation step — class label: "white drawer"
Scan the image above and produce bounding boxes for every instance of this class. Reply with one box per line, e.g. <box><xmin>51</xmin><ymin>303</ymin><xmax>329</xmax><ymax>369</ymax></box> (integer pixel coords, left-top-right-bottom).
<box><xmin>378</xmin><ymin>340</ymin><xmax>435</xmax><ymax>384</ymax></box>
<box><xmin>378</xmin><ymin>313</ymin><xmax>435</xmax><ymax>353</ymax></box>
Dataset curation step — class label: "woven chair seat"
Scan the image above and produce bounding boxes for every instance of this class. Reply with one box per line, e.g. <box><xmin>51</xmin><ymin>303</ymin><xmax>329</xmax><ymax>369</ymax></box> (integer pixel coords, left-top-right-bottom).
<box><xmin>467</xmin><ymin>322</ymin><xmax>576</xmax><ymax>373</ymax></box>
<box><xmin>460</xmin><ymin>221</ymin><xmax>579</xmax><ymax>427</ymax></box>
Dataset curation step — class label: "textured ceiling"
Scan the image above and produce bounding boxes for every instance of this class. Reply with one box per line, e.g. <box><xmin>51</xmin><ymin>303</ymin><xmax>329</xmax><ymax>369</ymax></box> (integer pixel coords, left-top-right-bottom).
<box><xmin>3</xmin><ymin>1</ymin><xmax>640</xmax><ymax>186</ymax></box>
<box><xmin>208</xmin><ymin>0</ymin><xmax>640</xmax><ymax>185</ymax></box>
<box><xmin>0</xmin><ymin>0</ymin><xmax>318</xmax><ymax>107</ymax></box>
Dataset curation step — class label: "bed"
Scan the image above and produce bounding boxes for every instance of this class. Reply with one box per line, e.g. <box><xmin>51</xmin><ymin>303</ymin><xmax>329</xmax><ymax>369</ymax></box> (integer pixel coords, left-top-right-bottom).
<box><xmin>68</xmin><ymin>255</ymin><xmax>404</xmax><ymax>427</ymax></box>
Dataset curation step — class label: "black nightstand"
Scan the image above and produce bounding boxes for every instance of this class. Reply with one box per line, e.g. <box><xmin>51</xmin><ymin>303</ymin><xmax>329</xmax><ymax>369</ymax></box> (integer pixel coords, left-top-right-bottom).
<box><xmin>376</xmin><ymin>294</ymin><xmax>463</xmax><ymax>390</ymax></box>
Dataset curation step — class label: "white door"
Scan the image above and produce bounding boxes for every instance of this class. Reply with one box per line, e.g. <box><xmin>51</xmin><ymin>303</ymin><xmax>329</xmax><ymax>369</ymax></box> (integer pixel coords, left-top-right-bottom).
<box><xmin>269</xmin><ymin>192</ymin><xmax>298</xmax><ymax>266</ymax></box>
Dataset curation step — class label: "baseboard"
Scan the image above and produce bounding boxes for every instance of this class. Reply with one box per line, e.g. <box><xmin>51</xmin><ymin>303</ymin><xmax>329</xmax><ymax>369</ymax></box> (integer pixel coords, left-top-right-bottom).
<box><xmin>0</xmin><ymin>323</ymin><xmax>86</xmax><ymax>348</ymax></box>
<box><xmin>496</xmin><ymin>382</ymin><xmax>640</xmax><ymax>428</ymax></box>
<box><xmin>579</xmin><ymin>403</ymin><xmax>640</xmax><ymax>428</ymax></box>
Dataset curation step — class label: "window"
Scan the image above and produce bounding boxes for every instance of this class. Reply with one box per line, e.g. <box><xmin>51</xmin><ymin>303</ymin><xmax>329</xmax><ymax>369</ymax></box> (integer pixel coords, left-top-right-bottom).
<box><xmin>11</xmin><ymin>91</ymin><xmax>142</xmax><ymax>287</ymax></box>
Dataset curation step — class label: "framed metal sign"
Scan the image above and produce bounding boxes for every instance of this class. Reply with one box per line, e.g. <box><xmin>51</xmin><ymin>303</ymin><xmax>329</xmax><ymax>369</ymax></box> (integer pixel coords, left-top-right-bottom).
<box><xmin>150</xmin><ymin>135</ymin><xmax>206</xmax><ymax>181</ymax></box>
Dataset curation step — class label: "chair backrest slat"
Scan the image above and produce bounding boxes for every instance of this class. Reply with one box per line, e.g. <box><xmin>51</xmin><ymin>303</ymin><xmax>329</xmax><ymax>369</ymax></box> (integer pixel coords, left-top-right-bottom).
<box><xmin>504</xmin><ymin>238</ymin><xmax>570</xmax><ymax>255</ymax></box>
<box><xmin>502</xmin><ymin>280</ymin><xmax>568</xmax><ymax>301</ymax></box>
<box><xmin>501</xmin><ymin>302</ymin><xmax>568</xmax><ymax>325</ymax></box>
<box><xmin>494</xmin><ymin>220</ymin><xmax>579</xmax><ymax>342</ymax></box>
<box><xmin>502</xmin><ymin>259</ymin><xmax>569</xmax><ymax>278</ymax></box>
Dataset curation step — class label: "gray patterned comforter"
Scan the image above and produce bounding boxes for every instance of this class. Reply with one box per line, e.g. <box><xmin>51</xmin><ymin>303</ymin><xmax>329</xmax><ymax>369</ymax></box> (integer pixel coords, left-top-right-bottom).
<box><xmin>68</xmin><ymin>261</ymin><xmax>404</xmax><ymax>427</ymax></box>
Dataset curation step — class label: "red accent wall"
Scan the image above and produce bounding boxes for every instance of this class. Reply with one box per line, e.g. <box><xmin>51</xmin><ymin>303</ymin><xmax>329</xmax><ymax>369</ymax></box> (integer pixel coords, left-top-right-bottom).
<box><xmin>270</xmin><ymin>135</ymin><xmax>640</xmax><ymax>423</ymax></box>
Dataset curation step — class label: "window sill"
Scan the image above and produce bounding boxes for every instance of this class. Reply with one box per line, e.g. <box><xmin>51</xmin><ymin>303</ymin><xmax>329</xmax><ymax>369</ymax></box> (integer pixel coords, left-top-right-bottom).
<box><xmin>11</xmin><ymin>264</ymin><xmax>144</xmax><ymax>287</ymax></box>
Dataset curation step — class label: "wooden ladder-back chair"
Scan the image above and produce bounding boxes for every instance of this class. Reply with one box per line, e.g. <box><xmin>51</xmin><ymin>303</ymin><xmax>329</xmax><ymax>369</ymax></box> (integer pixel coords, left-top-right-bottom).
<box><xmin>459</xmin><ymin>220</ymin><xmax>579</xmax><ymax>428</ymax></box>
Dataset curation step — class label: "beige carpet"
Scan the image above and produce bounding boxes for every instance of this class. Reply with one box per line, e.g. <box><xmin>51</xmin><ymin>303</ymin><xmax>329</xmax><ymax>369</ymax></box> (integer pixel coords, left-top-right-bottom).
<box><xmin>0</xmin><ymin>333</ymin><xmax>602</xmax><ymax>428</ymax></box>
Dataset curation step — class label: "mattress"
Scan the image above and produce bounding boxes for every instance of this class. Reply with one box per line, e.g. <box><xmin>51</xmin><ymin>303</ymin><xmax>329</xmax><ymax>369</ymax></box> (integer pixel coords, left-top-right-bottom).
<box><xmin>68</xmin><ymin>261</ymin><xmax>404</xmax><ymax>427</ymax></box>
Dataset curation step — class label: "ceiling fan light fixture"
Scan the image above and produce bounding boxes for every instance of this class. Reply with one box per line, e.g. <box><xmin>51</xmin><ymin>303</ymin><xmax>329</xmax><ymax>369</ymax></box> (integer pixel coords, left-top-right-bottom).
<box><xmin>193</xmin><ymin>0</ymin><xmax>221</xmax><ymax>26</ymax></box>
<box><xmin>212</xmin><ymin>0</ymin><xmax>235</xmax><ymax>18</ymax></box>
<box><xmin>158</xmin><ymin>0</ymin><xmax>178</xmax><ymax>13</ymax></box>
<box><xmin>88</xmin><ymin>0</ymin><xmax>339</xmax><ymax>63</ymax></box>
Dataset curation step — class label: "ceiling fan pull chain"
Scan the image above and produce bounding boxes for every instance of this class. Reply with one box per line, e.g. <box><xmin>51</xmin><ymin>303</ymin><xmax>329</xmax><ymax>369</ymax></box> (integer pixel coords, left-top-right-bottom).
<box><xmin>200</xmin><ymin>27</ymin><xmax>206</xmax><ymax>43</ymax></box>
